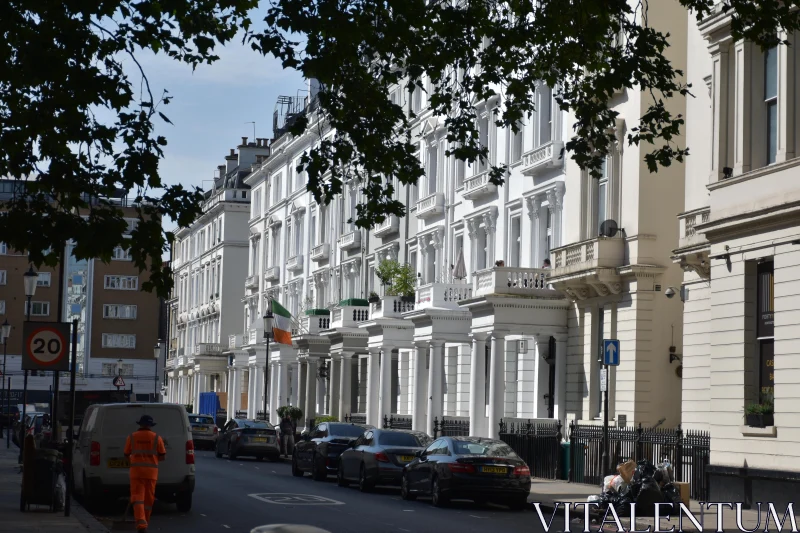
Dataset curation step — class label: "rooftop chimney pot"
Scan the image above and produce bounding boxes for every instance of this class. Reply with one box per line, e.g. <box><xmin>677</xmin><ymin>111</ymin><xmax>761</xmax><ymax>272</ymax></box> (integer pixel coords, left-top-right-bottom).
<box><xmin>229</xmin><ymin>149</ymin><xmax>235</xmax><ymax>156</ymax></box>
<box><xmin>241</xmin><ymin>137</ymin><xmax>248</xmax><ymax>145</ymax></box>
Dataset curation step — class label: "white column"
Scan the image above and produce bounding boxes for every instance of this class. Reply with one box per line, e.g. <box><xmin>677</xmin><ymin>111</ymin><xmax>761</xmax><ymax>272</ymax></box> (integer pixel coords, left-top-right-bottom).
<box><xmin>709</xmin><ymin>40</ymin><xmax>731</xmax><ymax>181</ymax></box>
<box><xmin>445</xmin><ymin>346</ymin><xmax>458</xmax><ymax>416</ymax></box>
<box><xmin>426</xmin><ymin>341</ymin><xmax>445</xmax><ymax>437</ymax></box>
<box><xmin>338</xmin><ymin>354</ymin><xmax>353</xmax><ymax>418</ymax></box>
<box><xmin>357</xmin><ymin>356</ymin><xmax>368</xmax><ymax>412</ymax></box>
<box><xmin>777</xmin><ymin>31</ymin><xmax>796</xmax><ymax>163</ymax></box>
<box><xmin>317</xmin><ymin>369</ymin><xmax>326</xmax><ymax>415</ymax></box>
<box><xmin>488</xmin><ymin>332</ymin><xmax>506</xmax><ymax>438</ymax></box>
<box><xmin>733</xmin><ymin>39</ymin><xmax>752</xmax><ymax>176</ymax></box>
<box><xmin>329</xmin><ymin>356</ymin><xmax>341</xmax><ymax>419</ymax></box>
<box><xmin>378</xmin><ymin>345</ymin><xmax>394</xmax><ymax>422</ymax></box>
<box><xmin>398</xmin><ymin>351</ymin><xmax>410</xmax><ymax>415</ymax></box>
<box><xmin>412</xmin><ymin>344</ymin><xmax>428</xmax><ymax>432</ymax></box>
<box><xmin>254</xmin><ymin>366</ymin><xmax>264</xmax><ymax>417</ymax></box>
<box><xmin>277</xmin><ymin>361</ymin><xmax>289</xmax><ymax>411</ymax></box>
<box><xmin>305</xmin><ymin>359</ymin><xmax>318</xmax><ymax>422</ymax></box>
<box><xmin>232</xmin><ymin>367</ymin><xmax>242</xmax><ymax>418</ymax></box>
<box><xmin>504</xmin><ymin>340</ymin><xmax>518</xmax><ymax>417</ymax></box>
<box><xmin>469</xmin><ymin>334</ymin><xmax>488</xmax><ymax>437</ymax></box>
<box><xmin>290</xmin><ymin>363</ymin><xmax>300</xmax><ymax>406</ymax></box>
<box><xmin>269</xmin><ymin>363</ymin><xmax>279</xmax><ymax>424</ymax></box>
<box><xmin>194</xmin><ymin>373</ymin><xmax>201</xmax><ymax>412</ymax></box>
<box><xmin>247</xmin><ymin>368</ymin><xmax>256</xmax><ymax>418</ymax></box>
<box><xmin>534</xmin><ymin>336</ymin><xmax>551</xmax><ymax>418</ymax></box>
<box><xmin>554</xmin><ymin>336</ymin><xmax>568</xmax><ymax>426</ymax></box>
<box><xmin>299</xmin><ymin>362</ymin><xmax>308</xmax><ymax>427</ymax></box>
<box><xmin>366</xmin><ymin>348</ymin><xmax>381</xmax><ymax>426</ymax></box>
<box><xmin>456</xmin><ymin>344</ymin><xmax>471</xmax><ymax>417</ymax></box>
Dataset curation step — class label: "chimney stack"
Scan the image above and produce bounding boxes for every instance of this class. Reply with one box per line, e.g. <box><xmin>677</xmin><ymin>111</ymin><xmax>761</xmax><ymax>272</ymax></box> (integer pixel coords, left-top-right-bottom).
<box><xmin>241</xmin><ymin>136</ymin><xmax>248</xmax><ymax>146</ymax></box>
<box><xmin>229</xmin><ymin>149</ymin><xmax>235</xmax><ymax>157</ymax></box>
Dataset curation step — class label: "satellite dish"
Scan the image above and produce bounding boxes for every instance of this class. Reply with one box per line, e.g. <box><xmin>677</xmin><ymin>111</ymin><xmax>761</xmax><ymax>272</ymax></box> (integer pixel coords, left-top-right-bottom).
<box><xmin>599</xmin><ymin>219</ymin><xmax>619</xmax><ymax>238</ymax></box>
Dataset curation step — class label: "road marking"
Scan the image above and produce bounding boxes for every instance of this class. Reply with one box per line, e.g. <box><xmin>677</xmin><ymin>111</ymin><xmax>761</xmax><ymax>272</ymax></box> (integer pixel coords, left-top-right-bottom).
<box><xmin>248</xmin><ymin>493</ymin><xmax>345</xmax><ymax>506</ymax></box>
<box><xmin>399</xmin><ymin>529</ymin><xmax>411</xmax><ymax>532</ymax></box>
<box><xmin>223</xmin><ymin>525</ymin><xmax>231</xmax><ymax>529</ymax></box>
<box><xmin>402</xmin><ymin>510</ymin><xmax>414</xmax><ymax>512</ymax></box>
<box><xmin>200</xmin><ymin>513</ymin><xmax>206</xmax><ymax>517</ymax></box>
<box><xmin>469</xmin><ymin>515</ymin><xmax>487</xmax><ymax>519</ymax></box>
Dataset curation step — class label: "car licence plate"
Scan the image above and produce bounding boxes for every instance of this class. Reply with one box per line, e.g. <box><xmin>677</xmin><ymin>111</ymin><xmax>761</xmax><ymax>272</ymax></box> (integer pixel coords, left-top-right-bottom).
<box><xmin>251</xmin><ymin>437</ymin><xmax>267</xmax><ymax>443</ymax></box>
<box><xmin>481</xmin><ymin>466</ymin><xmax>507</xmax><ymax>474</ymax></box>
<box><xmin>195</xmin><ymin>426</ymin><xmax>207</xmax><ymax>431</ymax></box>
<box><xmin>399</xmin><ymin>455</ymin><xmax>415</xmax><ymax>463</ymax></box>
<box><xmin>108</xmin><ymin>459</ymin><xmax>130</xmax><ymax>468</ymax></box>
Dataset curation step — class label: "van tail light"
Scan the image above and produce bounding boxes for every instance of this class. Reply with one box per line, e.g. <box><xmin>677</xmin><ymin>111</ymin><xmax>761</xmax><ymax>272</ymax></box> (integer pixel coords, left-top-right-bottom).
<box><xmin>375</xmin><ymin>452</ymin><xmax>390</xmax><ymax>463</ymax></box>
<box><xmin>513</xmin><ymin>465</ymin><xmax>531</xmax><ymax>477</ymax></box>
<box><xmin>186</xmin><ymin>440</ymin><xmax>195</xmax><ymax>464</ymax></box>
<box><xmin>90</xmin><ymin>441</ymin><xmax>101</xmax><ymax>466</ymax></box>
<box><xmin>448</xmin><ymin>463</ymin><xmax>475</xmax><ymax>474</ymax></box>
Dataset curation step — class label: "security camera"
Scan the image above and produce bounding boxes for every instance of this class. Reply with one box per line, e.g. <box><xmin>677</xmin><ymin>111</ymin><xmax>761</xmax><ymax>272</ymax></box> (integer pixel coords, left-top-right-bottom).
<box><xmin>664</xmin><ymin>287</ymin><xmax>676</xmax><ymax>299</ymax></box>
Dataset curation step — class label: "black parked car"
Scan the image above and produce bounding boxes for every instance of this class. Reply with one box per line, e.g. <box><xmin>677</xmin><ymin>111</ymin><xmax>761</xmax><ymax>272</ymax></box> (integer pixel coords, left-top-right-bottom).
<box><xmin>338</xmin><ymin>429</ymin><xmax>432</xmax><ymax>491</ymax></box>
<box><xmin>400</xmin><ymin>437</ymin><xmax>531</xmax><ymax>510</ymax></box>
<box><xmin>292</xmin><ymin>422</ymin><xmax>372</xmax><ymax>480</ymax></box>
<box><xmin>215</xmin><ymin>419</ymin><xmax>281</xmax><ymax>461</ymax></box>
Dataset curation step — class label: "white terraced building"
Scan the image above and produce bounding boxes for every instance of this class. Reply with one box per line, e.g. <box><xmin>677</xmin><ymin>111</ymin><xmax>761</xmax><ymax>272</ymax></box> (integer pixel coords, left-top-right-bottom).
<box><xmin>168</xmin><ymin>0</ymin><xmax>690</xmax><ymax>438</ymax></box>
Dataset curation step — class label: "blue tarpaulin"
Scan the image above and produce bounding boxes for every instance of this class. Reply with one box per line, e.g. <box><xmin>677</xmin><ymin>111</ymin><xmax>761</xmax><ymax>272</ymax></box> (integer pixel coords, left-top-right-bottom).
<box><xmin>198</xmin><ymin>392</ymin><xmax>220</xmax><ymax>416</ymax></box>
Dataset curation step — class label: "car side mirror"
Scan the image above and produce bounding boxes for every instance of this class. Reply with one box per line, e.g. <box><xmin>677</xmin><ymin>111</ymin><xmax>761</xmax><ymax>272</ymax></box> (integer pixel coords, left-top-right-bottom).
<box><xmin>415</xmin><ymin>450</ymin><xmax>422</xmax><ymax>458</ymax></box>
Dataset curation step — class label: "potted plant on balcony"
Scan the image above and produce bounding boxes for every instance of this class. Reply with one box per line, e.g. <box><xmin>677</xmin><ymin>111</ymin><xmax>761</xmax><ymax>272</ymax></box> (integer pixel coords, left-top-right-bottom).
<box><xmin>378</xmin><ymin>259</ymin><xmax>416</xmax><ymax>302</ymax></box>
<box><xmin>745</xmin><ymin>398</ymin><xmax>774</xmax><ymax>428</ymax></box>
<box><xmin>368</xmin><ymin>291</ymin><xmax>380</xmax><ymax>303</ymax></box>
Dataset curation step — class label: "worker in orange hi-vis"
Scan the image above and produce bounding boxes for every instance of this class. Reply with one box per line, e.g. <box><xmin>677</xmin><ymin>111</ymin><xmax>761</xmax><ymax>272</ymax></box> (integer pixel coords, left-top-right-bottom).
<box><xmin>124</xmin><ymin>415</ymin><xmax>166</xmax><ymax>533</ymax></box>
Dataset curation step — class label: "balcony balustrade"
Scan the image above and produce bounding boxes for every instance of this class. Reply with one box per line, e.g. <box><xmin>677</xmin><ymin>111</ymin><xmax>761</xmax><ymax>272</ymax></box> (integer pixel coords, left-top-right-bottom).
<box><xmin>551</xmin><ymin>236</ymin><xmax>625</xmax><ymax>278</ymax></box>
<box><xmin>287</xmin><ymin>254</ymin><xmax>304</xmax><ymax>272</ymax></box>
<box><xmin>472</xmin><ymin>266</ymin><xmax>555</xmax><ymax>298</ymax></box>
<box><xmin>370</xmin><ymin>295</ymin><xmax>416</xmax><ymax>319</ymax></box>
<box><xmin>245</xmin><ymin>274</ymin><xmax>259</xmax><ymax>290</ymax></box>
<box><xmin>310</xmin><ymin>243</ymin><xmax>330</xmax><ymax>262</ymax></box>
<box><xmin>373</xmin><ymin>215</ymin><xmax>399</xmax><ymax>237</ymax></box>
<box><xmin>338</xmin><ymin>230</ymin><xmax>362</xmax><ymax>251</ymax></box>
<box><xmin>195</xmin><ymin>343</ymin><xmax>223</xmax><ymax>356</ymax></box>
<box><xmin>264</xmin><ymin>266</ymin><xmax>280</xmax><ymax>282</ymax></box>
<box><xmin>415</xmin><ymin>281</ymin><xmax>473</xmax><ymax>310</ymax></box>
<box><xmin>228</xmin><ymin>334</ymin><xmax>243</xmax><ymax>349</ymax></box>
<box><xmin>415</xmin><ymin>192</ymin><xmax>445</xmax><ymax>219</ymax></box>
<box><xmin>462</xmin><ymin>171</ymin><xmax>497</xmax><ymax>200</ymax></box>
<box><xmin>330</xmin><ymin>304</ymin><xmax>370</xmax><ymax>328</ymax></box>
<box><xmin>677</xmin><ymin>207</ymin><xmax>710</xmax><ymax>250</ymax></box>
<box><xmin>299</xmin><ymin>312</ymin><xmax>332</xmax><ymax>335</ymax></box>
<box><xmin>520</xmin><ymin>141</ymin><xmax>565</xmax><ymax>176</ymax></box>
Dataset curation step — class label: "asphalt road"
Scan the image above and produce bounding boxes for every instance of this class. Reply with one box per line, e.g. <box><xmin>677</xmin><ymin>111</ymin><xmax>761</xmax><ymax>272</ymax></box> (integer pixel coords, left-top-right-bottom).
<box><xmin>86</xmin><ymin>450</ymin><xmax>566</xmax><ymax>533</ymax></box>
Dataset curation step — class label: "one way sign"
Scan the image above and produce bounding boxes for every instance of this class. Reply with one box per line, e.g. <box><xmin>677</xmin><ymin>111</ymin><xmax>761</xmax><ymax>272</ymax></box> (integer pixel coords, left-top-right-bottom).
<box><xmin>603</xmin><ymin>339</ymin><xmax>620</xmax><ymax>366</ymax></box>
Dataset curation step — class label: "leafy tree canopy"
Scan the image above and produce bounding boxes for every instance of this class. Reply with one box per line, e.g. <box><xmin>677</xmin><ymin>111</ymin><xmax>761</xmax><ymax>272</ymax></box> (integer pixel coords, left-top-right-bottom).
<box><xmin>2</xmin><ymin>0</ymin><xmax>796</xmax><ymax>296</ymax></box>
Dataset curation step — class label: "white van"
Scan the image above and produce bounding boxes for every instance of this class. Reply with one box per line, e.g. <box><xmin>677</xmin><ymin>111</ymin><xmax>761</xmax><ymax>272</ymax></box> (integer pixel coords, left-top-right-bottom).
<box><xmin>72</xmin><ymin>403</ymin><xmax>195</xmax><ymax>511</ymax></box>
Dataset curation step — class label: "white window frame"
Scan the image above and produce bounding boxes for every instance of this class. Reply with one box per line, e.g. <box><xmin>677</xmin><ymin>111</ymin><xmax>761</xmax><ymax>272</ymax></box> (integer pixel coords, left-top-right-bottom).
<box><xmin>103</xmin><ymin>304</ymin><xmax>138</xmax><ymax>319</ymax></box>
<box><xmin>0</xmin><ymin>301</ymin><xmax>5</xmax><ymax>315</ymax></box>
<box><xmin>112</xmin><ymin>246</ymin><xmax>132</xmax><ymax>261</ymax></box>
<box><xmin>36</xmin><ymin>272</ymin><xmax>51</xmax><ymax>287</ymax></box>
<box><xmin>25</xmin><ymin>301</ymin><xmax>50</xmax><ymax>317</ymax></box>
<box><xmin>104</xmin><ymin>275</ymin><xmax>139</xmax><ymax>290</ymax></box>
<box><xmin>0</xmin><ymin>270</ymin><xmax>6</xmax><ymax>285</ymax></box>
<box><xmin>102</xmin><ymin>333</ymin><xmax>137</xmax><ymax>349</ymax></box>
<box><xmin>0</xmin><ymin>243</ymin><xmax>6</xmax><ymax>255</ymax></box>
<box><xmin>509</xmin><ymin>214</ymin><xmax>522</xmax><ymax>268</ymax></box>
<box><xmin>593</xmin><ymin>157</ymin><xmax>610</xmax><ymax>236</ymax></box>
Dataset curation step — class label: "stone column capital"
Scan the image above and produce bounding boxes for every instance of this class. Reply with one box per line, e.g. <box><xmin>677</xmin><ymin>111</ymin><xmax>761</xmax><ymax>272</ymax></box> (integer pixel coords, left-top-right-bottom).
<box><xmin>470</xmin><ymin>332</ymin><xmax>490</xmax><ymax>342</ymax></box>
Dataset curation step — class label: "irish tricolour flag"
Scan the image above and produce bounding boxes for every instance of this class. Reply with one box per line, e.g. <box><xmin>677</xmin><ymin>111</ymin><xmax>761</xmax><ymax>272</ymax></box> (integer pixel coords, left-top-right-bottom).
<box><xmin>270</xmin><ymin>299</ymin><xmax>293</xmax><ymax>345</ymax></box>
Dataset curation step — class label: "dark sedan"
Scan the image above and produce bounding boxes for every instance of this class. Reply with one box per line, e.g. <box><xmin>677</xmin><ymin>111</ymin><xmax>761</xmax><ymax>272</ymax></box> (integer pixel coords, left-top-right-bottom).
<box><xmin>215</xmin><ymin>418</ymin><xmax>281</xmax><ymax>461</ymax></box>
<box><xmin>292</xmin><ymin>422</ymin><xmax>372</xmax><ymax>480</ymax></box>
<box><xmin>338</xmin><ymin>429</ymin><xmax>432</xmax><ymax>491</ymax></box>
<box><xmin>400</xmin><ymin>437</ymin><xmax>531</xmax><ymax>510</ymax></box>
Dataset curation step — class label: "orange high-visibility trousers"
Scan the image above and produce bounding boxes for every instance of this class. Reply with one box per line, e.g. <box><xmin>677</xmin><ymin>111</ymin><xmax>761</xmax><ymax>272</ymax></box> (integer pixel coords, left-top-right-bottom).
<box><xmin>130</xmin><ymin>477</ymin><xmax>156</xmax><ymax>530</ymax></box>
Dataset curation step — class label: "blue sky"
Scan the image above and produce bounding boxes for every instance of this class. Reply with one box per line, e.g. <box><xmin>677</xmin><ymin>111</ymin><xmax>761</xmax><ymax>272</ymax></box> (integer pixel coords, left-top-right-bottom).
<box><xmin>129</xmin><ymin>31</ymin><xmax>304</xmax><ymax>229</ymax></box>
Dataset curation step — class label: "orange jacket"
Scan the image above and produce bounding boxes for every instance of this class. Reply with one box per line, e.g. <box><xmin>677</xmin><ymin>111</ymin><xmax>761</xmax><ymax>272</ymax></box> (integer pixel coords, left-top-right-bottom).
<box><xmin>124</xmin><ymin>429</ymin><xmax>166</xmax><ymax>480</ymax></box>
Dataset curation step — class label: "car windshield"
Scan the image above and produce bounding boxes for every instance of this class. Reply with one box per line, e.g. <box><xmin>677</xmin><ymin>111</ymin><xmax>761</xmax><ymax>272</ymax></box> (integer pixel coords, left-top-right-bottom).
<box><xmin>378</xmin><ymin>432</ymin><xmax>430</xmax><ymax>447</ymax></box>
<box><xmin>452</xmin><ymin>439</ymin><xmax>518</xmax><ymax>458</ymax></box>
<box><xmin>188</xmin><ymin>416</ymin><xmax>214</xmax><ymax>425</ymax></box>
<box><xmin>240</xmin><ymin>421</ymin><xmax>274</xmax><ymax>429</ymax></box>
<box><xmin>329</xmin><ymin>424</ymin><xmax>367</xmax><ymax>437</ymax></box>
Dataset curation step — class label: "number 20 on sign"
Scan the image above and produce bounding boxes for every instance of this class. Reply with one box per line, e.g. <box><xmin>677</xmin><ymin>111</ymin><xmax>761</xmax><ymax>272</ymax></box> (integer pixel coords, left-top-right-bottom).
<box><xmin>22</xmin><ymin>322</ymin><xmax>71</xmax><ymax>372</ymax></box>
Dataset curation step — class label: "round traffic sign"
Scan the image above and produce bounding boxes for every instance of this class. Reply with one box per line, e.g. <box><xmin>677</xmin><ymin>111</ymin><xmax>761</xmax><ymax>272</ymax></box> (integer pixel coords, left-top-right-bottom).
<box><xmin>26</xmin><ymin>326</ymin><xmax>68</xmax><ymax>367</ymax></box>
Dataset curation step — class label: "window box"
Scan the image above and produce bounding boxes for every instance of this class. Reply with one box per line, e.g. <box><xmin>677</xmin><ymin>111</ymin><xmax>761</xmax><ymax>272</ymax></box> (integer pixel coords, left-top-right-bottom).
<box><xmin>745</xmin><ymin>413</ymin><xmax>774</xmax><ymax>428</ymax></box>
<box><xmin>304</xmin><ymin>308</ymin><xmax>331</xmax><ymax>316</ymax></box>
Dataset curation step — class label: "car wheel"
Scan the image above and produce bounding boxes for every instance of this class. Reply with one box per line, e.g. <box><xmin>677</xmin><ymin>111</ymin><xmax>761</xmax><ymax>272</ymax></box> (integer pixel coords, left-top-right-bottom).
<box><xmin>291</xmin><ymin>453</ymin><xmax>304</xmax><ymax>477</ymax></box>
<box><xmin>311</xmin><ymin>454</ymin><xmax>326</xmax><ymax>481</ymax></box>
<box><xmin>509</xmin><ymin>494</ymin><xmax>528</xmax><ymax>511</ymax></box>
<box><xmin>176</xmin><ymin>491</ymin><xmax>192</xmax><ymax>512</ymax></box>
<box><xmin>337</xmin><ymin>463</ymin><xmax>350</xmax><ymax>487</ymax></box>
<box><xmin>431</xmin><ymin>476</ymin><xmax>449</xmax><ymax>508</ymax></box>
<box><xmin>401</xmin><ymin>473</ymin><xmax>416</xmax><ymax>501</ymax></box>
<box><xmin>358</xmin><ymin>464</ymin><xmax>374</xmax><ymax>493</ymax></box>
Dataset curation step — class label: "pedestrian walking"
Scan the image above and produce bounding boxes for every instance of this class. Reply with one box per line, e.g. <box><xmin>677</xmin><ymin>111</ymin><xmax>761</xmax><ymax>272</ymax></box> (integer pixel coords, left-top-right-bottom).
<box><xmin>279</xmin><ymin>415</ymin><xmax>295</xmax><ymax>458</ymax></box>
<box><xmin>124</xmin><ymin>415</ymin><xmax>166</xmax><ymax>533</ymax></box>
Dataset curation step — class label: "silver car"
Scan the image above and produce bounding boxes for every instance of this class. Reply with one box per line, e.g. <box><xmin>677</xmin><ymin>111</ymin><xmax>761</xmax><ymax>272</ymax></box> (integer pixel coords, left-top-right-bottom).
<box><xmin>188</xmin><ymin>414</ymin><xmax>218</xmax><ymax>450</ymax></box>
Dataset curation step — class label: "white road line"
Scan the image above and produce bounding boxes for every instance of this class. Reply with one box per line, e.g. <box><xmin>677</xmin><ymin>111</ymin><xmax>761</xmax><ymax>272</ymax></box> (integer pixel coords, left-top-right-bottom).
<box><xmin>399</xmin><ymin>528</ymin><xmax>412</xmax><ymax>532</ymax></box>
<box><xmin>469</xmin><ymin>515</ymin><xmax>487</xmax><ymax>519</ymax></box>
<box><xmin>402</xmin><ymin>510</ymin><xmax>414</xmax><ymax>512</ymax></box>
<box><xmin>223</xmin><ymin>525</ymin><xmax>231</xmax><ymax>529</ymax></box>
<box><xmin>200</xmin><ymin>513</ymin><xmax>207</xmax><ymax>517</ymax></box>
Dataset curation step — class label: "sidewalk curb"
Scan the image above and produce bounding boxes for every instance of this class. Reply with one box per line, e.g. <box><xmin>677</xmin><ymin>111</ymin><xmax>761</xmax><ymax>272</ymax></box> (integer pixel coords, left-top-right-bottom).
<box><xmin>71</xmin><ymin>501</ymin><xmax>111</xmax><ymax>533</ymax></box>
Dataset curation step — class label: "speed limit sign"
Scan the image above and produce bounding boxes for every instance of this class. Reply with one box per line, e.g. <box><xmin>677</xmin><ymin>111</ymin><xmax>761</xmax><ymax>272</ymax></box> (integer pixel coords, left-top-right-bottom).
<box><xmin>22</xmin><ymin>322</ymin><xmax>70</xmax><ymax>371</ymax></box>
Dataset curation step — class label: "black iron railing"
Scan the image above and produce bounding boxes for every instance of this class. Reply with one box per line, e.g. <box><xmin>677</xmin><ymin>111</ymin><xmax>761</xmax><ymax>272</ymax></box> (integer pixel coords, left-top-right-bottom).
<box><xmin>383</xmin><ymin>415</ymin><xmax>413</xmax><ymax>430</ymax></box>
<box><xmin>568</xmin><ymin>422</ymin><xmax>710</xmax><ymax>500</ymax></box>
<box><xmin>499</xmin><ymin>419</ymin><xmax>563</xmax><ymax>480</ymax></box>
<box><xmin>433</xmin><ymin>416</ymin><xmax>470</xmax><ymax>437</ymax></box>
<box><xmin>344</xmin><ymin>413</ymin><xmax>367</xmax><ymax>424</ymax></box>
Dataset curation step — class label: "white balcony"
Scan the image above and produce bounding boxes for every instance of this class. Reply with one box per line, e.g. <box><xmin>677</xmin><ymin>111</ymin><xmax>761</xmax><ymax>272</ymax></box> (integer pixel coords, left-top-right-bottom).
<box><xmin>300</xmin><ymin>313</ymin><xmax>332</xmax><ymax>335</ymax></box>
<box><xmin>462</xmin><ymin>171</ymin><xmax>497</xmax><ymax>200</ymax></box>
<box><xmin>245</xmin><ymin>274</ymin><xmax>259</xmax><ymax>290</ymax></box>
<box><xmin>551</xmin><ymin>236</ymin><xmax>625</xmax><ymax>277</ymax></box>
<box><xmin>177</xmin><ymin>355</ymin><xmax>188</xmax><ymax>367</ymax></box>
<box><xmin>472</xmin><ymin>266</ymin><xmax>555</xmax><ymax>298</ymax></box>
<box><xmin>195</xmin><ymin>343</ymin><xmax>223</xmax><ymax>356</ymax></box>
<box><xmin>248</xmin><ymin>327</ymin><xmax>265</xmax><ymax>345</ymax></box>
<box><xmin>170</xmin><ymin>337</ymin><xmax>178</xmax><ymax>350</ymax></box>
<box><xmin>338</xmin><ymin>230</ymin><xmax>362</xmax><ymax>251</ymax></box>
<box><xmin>287</xmin><ymin>254</ymin><xmax>304</xmax><ymax>272</ymax></box>
<box><xmin>415</xmin><ymin>282</ymin><xmax>473</xmax><ymax>311</ymax></box>
<box><xmin>264</xmin><ymin>266</ymin><xmax>280</xmax><ymax>282</ymax></box>
<box><xmin>415</xmin><ymin>192</ymin><xmax>445</xmax><ymax>219</ymax></box>
<box><xmin>330</xmin><ymin>305</ymin><xmax>370</xmax><ymax>328</ymax></box>
<box><xmin>677</xmin><ymin>207</ymin><xmax>710</xmax><ymax>251</ymax></box>
<box><xmin>310</xmin><ymin>243</ymin><xmax>330</xmax><ymax>262</ymax></box>
<box><xmin>370</xmin><ymin>295</ymin><xmax>415</xmax><ymax>319</ymax></box>
<box><xmin>373</xmin><ymin>215</ymin><xmax>399</xmax><ymax>237</ymax></box>
<box><xmin>520</xmin><ymin>141</ymin><xmax>565</xmax><ymax>176</ymax></box>
<box><xmin>228</xmin><ymin>334</ymin><xmax>243</xmax><ymax>350</ymax></box>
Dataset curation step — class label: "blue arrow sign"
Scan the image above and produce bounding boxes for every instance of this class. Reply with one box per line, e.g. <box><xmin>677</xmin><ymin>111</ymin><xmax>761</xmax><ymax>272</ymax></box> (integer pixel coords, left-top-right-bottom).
<box><xmin>603</xmin><ymin>339</ymin><xmax>620</xmax><ymax>366</ymax></box>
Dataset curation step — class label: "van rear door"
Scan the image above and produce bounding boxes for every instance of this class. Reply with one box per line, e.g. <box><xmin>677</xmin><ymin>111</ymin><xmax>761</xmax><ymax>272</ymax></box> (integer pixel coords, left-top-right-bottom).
<box><xmin>96</xmin><ymin>404</ymin><xmax>191</xmax><ymax>486</ymax></box>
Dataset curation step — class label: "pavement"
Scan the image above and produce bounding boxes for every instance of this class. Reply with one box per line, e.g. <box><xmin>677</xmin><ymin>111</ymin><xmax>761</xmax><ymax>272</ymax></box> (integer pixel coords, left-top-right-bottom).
<box><xmin>0</xmin><ymin>434</ymin><xmax>107</xmax><ymax>532</ymax></box>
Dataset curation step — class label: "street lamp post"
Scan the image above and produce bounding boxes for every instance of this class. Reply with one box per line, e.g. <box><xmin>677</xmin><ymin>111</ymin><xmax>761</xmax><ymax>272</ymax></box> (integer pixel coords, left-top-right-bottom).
<box><xmin>21</xmin><ymin>265</ymin><xmax>38</xmax><ymax>462</ymax></box>
<box><xmin>153</xmin><ymin>341</ymin><xmax>161</xmax><ymax>402</ymax></box>
<box><xmin>1</xmin><ymin>320</ymin><xmax>11</xmax><ymax>439</ymax></box>
<box><xmin>262</xmin><ymin>308</ymin><xmax>274</xmax><ymax>420</ymax></box>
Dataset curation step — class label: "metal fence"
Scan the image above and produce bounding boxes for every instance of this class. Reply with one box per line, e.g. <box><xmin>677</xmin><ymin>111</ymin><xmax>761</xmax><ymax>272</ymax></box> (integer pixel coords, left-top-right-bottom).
<box><xmin>433</xmin><ymin>416</ymin><xmax>470</xmax><ymax>437</ymax></box>
<box><xmin>499</xmin><ymin>419</ymin><xmax>563</xmax><ymax>480</ymax></box>
<box><xmin>568</xmin><ymin>422</ymin><xmax>710</xmax><ymax>500</ymax></box>
<box><xmin>383</xmin><ymin>415</ymin><xmax>413</xmax><ymax>430</ymax></box>
<box><xmin>343</xmin><ymin>413</ymin><xmax>367</xmax><ymax>424</ymax></box>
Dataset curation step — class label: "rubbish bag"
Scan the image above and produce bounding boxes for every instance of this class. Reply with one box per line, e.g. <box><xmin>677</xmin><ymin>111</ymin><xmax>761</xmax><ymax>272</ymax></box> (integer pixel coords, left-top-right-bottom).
<box><xmin>632</xmin><ymin>459</ymin><xmax>656</xmax><ymax>483</ymax></box>
<box><xmin>603</xmin><ymin>475</ymin><xmax>621</xmax><ymax>492</ymax></box>
<box><xmin>617</xmin><ymin>459</ymin><xmax>636</xmax><ymax>483</ymax></box>
<box><xmin>661</xmin><ymin>483</ymin><xmax>682</xmax><ymax>505</ymax></box>
<box><xmin>54</xmin><ymin>473</ymin><xmax>66</xmax><ymax>511</ymax></box>
<box><xmin>587</xmin><ymin>494</ymin><xmax>602</xmax><ymax>503</ymax></box>
<box><xmin>657</xmin><ymin>459</ymin><xmax>673</xmax><ymax>485</ymax></box>
<box><xmin>635</xmin><ymin>479</ymin><xmax>664</xmax><ymax>516</ymax></box>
